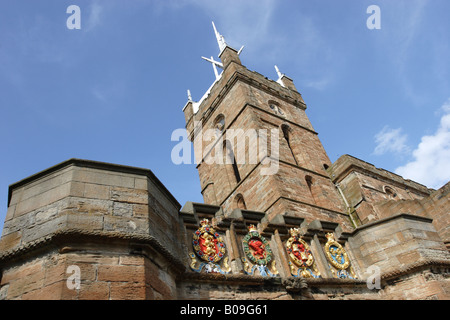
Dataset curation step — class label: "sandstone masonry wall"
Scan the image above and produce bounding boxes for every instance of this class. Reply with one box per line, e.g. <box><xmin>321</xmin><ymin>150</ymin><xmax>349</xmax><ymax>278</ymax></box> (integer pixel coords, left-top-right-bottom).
<box><xmin>0</xmin><ymin>159</ymin><xmax>184</xmax><ymax>300</ymax></box>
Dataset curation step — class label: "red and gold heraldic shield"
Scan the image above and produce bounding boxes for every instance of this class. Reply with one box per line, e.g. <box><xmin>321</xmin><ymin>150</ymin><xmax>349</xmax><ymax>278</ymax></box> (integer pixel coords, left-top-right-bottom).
<box><xmin>192</xmin><ymin>219</ymin><xmax>226</xmax><ymax>263</ymax></box>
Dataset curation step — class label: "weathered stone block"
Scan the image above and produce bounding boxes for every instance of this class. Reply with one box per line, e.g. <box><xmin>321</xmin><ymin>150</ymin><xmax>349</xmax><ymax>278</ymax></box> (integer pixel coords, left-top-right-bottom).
<box><xmin>97</xmin><ymin>265</ymin><xmax>145</xmax><ymax>283</ymax></box>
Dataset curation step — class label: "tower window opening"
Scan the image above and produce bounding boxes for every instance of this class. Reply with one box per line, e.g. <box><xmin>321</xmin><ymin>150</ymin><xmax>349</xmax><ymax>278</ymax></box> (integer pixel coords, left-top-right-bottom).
<box><xmin>232</xmin><ymin>160</ymin><xmax>241</xmax><ymax>183</ymax></box>
<box><xmin>384</xmin><ymin>186</ymin><xmax>397</xmax><ymax>200</ymax></box>
<box><xmin>268</xmin><ymin>101</ymin><xmax>284</xmax><ymax>116</ymax></box>
<box><xmin>224</xmin><ymin>141</ymin><xmax>241</xmax><ymax>184</ymax></box>
<box><xmin>305</xmin><ymin>175</ymin><xmax>317</xmax><ymax>205</ymax></box>
<box><xmin>235</xmin><ymin>194</ymin><xmax>247</xmax><ymax>210</ymax></box>
<box><xmin>214</xmin><ymin>114</ymin><xmax>225</xmax><ymax>136</ymax></box>
<box><xmin>305</xmin><ymin>175</ymin><xmax>313</xmax><ymax>189</ymax></box>
<box><xmin>281</xmin><ymin>124</ymin><xmax>298</xmax><ymax>166</ymax></box>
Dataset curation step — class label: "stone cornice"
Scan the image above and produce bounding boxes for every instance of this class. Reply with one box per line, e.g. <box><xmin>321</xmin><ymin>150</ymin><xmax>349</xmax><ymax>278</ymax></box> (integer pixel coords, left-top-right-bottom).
<box><xmin>7</xmin><ymin>158</ymin><xmax>181</xmax><ymax>209</ymax></box>
<box><xmin>350</xmin><ymin>213</ymin><xmax>433</xmax><ymax>237</ymax></box>
<box><xmin>0</xmin><ymin>228</ymin><xmax>186</xmax><ymax>274</ymax></box>
<box><xmin>330</xmin><ymin>155</ymin><xmax>431</xmax><ymax>196</ymax></box>
<box><xmin>178</xmin><ymin>272</ymin><xmax>368</xmax><ymax>288</ymax></box>
<box><xmin>381</xmin><ymin>259</ymin><xmax>450</xmax><ymax>282</ymax></box>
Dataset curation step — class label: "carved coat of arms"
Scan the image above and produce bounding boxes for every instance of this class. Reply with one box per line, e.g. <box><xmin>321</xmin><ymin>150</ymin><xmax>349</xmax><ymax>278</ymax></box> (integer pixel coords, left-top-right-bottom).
<box><xmin>189</xmin><ymin>219</ymin><xmax>230</xmax><ymax>274</ymax></box>
<box><xmin>241</xmin><ymin>225</ymin><xmax>278</xmax><ymax>277</ymax></box>
<box><xmin>285</xmin><ymin>228</ymin><xmax>320</xmax><ymax>278</ymax></box>
<box><xmin>324</xmin><ymin>233</ymin><xmax>356</xmax><ymax>279</ymax></box>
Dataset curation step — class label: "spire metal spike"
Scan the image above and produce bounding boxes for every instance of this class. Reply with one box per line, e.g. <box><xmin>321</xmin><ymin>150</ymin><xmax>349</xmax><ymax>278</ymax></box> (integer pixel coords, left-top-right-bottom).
<box><xmin>274</xmin><ymin>65</ymin><xmax>286</xmax><ymax>87</ymax></box>
<box><xmin>201</xmin><ymin>56</ymin><xmax>224</xmax><ymax>68</ymax></box>
<box><xmin>187</xmin><ymin>89</ymin><xmax>192</xmax><ymax>101</ymax></box>
<box><xmin>212</xmin><ymin>21</ymin><xmax>227</xmax><ymax>52</ymax></box>
<box><xmin>201</xmin><ymin>56</ymin><xmax>223</xmax><ymax>80</ymax></box>
<box><xmin>275</xmin><ymin>65</ymin><xmax>283</xmax><ymax>79</ymax></box>
<box><xmin>211</xmin><ymin>56</ymin><xmax>220</xmax><ymax>80</ymax></box>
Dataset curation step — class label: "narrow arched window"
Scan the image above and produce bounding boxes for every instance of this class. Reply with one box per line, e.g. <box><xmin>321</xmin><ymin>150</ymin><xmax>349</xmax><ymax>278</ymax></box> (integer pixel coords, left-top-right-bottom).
<box><xmin>281</xmin><ymin>124</ymin><xmax>298</xmax><ymax>166</ymax></box>
<box><xmin>305</xmin><ymin>175</ymin><xmax>313</xmax><ymax>190</ymax></box>
<box><xmin>281</xmin><ymin>124</ymin><xmax>290</xmax><ymax>143</ymax></box>
<box><xmin>305</xmin><ymin>175</ymin><xmax>317</xmax><ymax>205</ymax></box>
<box><xmin>224</xmin><ymin>141</ymin><xmax>241</xmax><ymax>183</ymax></box>
<box><xmin>235</xmin><ymin>194</ymin><xmax>247</xmax><ymax>210</ymax></box>
<box><xmin>214</xmin><ymin>114</ymin><xmax>225</xmax><ymax>137</ymax></box>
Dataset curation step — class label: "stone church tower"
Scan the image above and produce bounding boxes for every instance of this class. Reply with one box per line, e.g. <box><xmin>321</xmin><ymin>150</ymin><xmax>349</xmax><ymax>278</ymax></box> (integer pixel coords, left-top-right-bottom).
<box><xmin>0</xmin><ymin>23</ymin><xmax>449</xmax><ymax>300</ymax></box>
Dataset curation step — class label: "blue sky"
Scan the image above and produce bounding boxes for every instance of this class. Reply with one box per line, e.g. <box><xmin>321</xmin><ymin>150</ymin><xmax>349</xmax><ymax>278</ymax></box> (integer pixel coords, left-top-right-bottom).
<box><xmin>1</xmin><ymin>0</ymin><xmax>449</xmax><ymax>231</ymax></box>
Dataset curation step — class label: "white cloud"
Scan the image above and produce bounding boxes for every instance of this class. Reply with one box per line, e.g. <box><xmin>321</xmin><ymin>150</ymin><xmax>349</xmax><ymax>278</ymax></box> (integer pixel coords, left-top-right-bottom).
<box><xmin>441</xmin><ymin>98</ymin><xmax>450</xmax><ymax>114</ymax></box>
<box><xmin>373</xmin><ymin>126</ymin><xmax>410</xmax><ymax>156</ymax></box>
<box><xmin>395</xmin><ymin>99</ymin><xmax>450</xmax><ymax>189</ymax></box>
